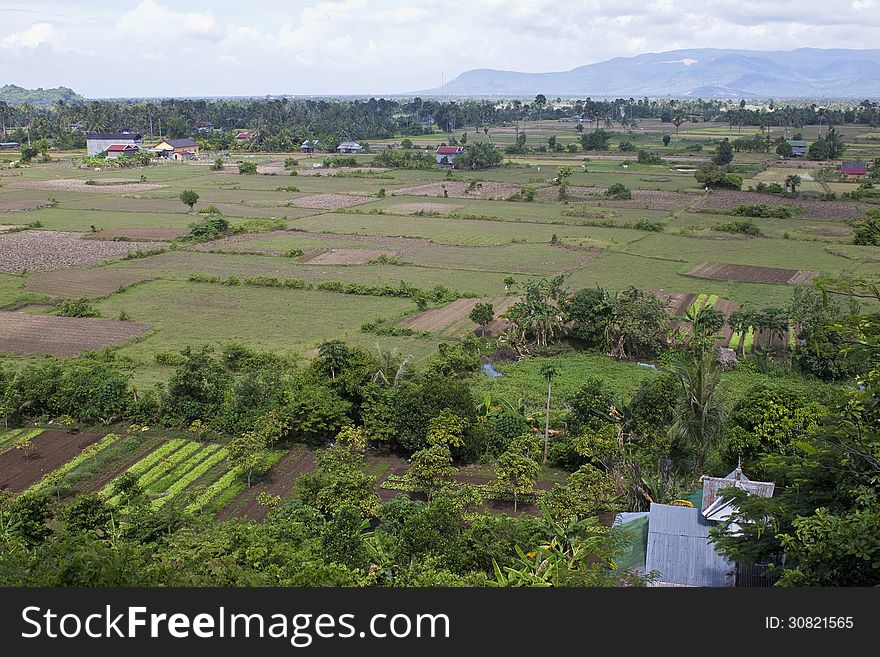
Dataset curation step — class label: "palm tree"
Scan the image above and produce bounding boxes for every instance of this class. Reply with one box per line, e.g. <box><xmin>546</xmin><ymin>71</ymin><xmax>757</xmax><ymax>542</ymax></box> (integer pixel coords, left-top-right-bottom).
<box><xmin>672</xmin><ymin>112</ymin><xmax>685</xmax><ymax>146</ymax></box>
<box><xmin>539</xmin><ymin>363</ymin><xmax>558</xmax><ymax>464</ymax></box>
<box><xmin>667</xmin><ymin>350</ymin><xmax>725</xmax><ymax>474</ymax></box>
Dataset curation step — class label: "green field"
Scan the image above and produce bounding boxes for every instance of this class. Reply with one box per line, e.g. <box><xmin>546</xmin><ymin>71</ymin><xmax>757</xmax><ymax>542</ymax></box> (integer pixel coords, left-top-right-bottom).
<box><xmin>2</xmin><ymin>120</ymin><xmax>878</xmax><ymax>380</ymax></box>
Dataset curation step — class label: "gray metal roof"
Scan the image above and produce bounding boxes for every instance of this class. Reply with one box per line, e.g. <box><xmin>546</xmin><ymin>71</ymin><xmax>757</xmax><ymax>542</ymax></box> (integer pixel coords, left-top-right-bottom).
<box><xmin>701</xmin><ymin>467</ymin><xmax>775</xmax><ymax>512</ymax></box>
<box><xmin>645</xmin><ymin>503</ymin><xmax>734</xmax><ymax>587</ymax></box>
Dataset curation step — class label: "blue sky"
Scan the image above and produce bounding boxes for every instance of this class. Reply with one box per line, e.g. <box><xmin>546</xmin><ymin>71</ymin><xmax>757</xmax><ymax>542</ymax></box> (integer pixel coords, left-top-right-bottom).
<box><xmin>2</xmin><ymin>0</ymin><xmax>879</xmax><ymax>97</ymax></box>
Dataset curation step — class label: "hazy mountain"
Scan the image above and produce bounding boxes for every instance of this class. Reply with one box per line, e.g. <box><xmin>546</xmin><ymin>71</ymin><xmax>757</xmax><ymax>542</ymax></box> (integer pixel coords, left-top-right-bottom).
<box><xmin>418</xmin><ymin>49</ymin><xmax>880</xmax><ymax>98</ymax></box>
<box><xmin>0</xmin><ymin>84</ymin><xmax>85</xmax><ymax>106</ymax></box>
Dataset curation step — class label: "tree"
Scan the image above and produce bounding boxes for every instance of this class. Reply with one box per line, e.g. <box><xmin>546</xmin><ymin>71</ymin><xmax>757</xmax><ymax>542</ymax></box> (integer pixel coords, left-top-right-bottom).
<box><xmin>494</xmin><ymin>450</ymin><xmax>539</xmax><ymax>512</ymax></box>
<box><xmin>784</xmin><ymin>174</ymin><xmax>801</xmax><ymax>194</ymax></box>
<box><xmin>317</xmin><ymin>340</ymin><xmax>351</xmax><ymax>380</ymax></box>
<box><xmin>580</xmin><ymin>129</ymin><xmax>609</xmax><ymax>151</ymax></box>
<box><xmin>405</xmin><ymin>444</ymin><xmax>453</xmax><ymax>500</ymax></box>
<box><xmin>179</xmin><ymin>189</ymin><xmax>199</xmax><ymax>212</ymax></box>
<box><xmin>239</xmin><ymin>161</ymin><xmax>257</xmax><ymax>174</ymax></box>
<box><xmin>539</xmin><ymin>363</ymin><xmax>558</xmax><ymax>464</ymax></box>
<box><xmin>662</xmin><ymin>134</ymin><xmax>671</xmax><ymax>147</ymax></box>
<box><xmin>227</xmin><ymin>431</ymin><xmax>265</xmax><ymax>487</ymax></box>
<box><xmin>712</xmin><ymin>138</ymin><xmax>734</xmax><ymax>166</ymax></box>
<box><xmin>695</xmin><ymin>166</ymin><xmax>743</xmax><ymax>190</ymax></box>
<box><xmin>776</xmin><ymin>142</ymin><xmax>793</xmax><ymax>158</ymax></box>
<box><xmin>456</xmin><ymin>142</ymin><xmax>502</xmax><ymax>170</ymax></box>
<box><xmin>807</xmin><ymin>139</ymin><xmax>830</xmax><ymax>161</ymax></box>
<box><xmin>469</xmin><ymin>302</ymin><xmax>494</xmax><ymax>336</ymax></box>
<box><xmin>667</xmin><ymin>349</ymin><xmax>725</xmax><ymax>474</ymax></box>
<box><xmin>567</xmin><ymin>286</ymin><xmax>613</xmax><ymax>348</ymax></box>
<box><xmin>672</xmin><ymin>112</ymin><xmax>685</xmax><ymax>144</ymax></box>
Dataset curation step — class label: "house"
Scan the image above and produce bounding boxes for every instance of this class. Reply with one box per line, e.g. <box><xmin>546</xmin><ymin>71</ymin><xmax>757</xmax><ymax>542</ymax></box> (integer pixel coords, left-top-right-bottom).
<box><xmin>336</xmin><ymin>141</ymin><xmax>363</xmax><ymax>154</ymax></box>
<box><xmin>787</xmin><ymin>140</ymin><xmax>807</xmax><ymax>157</ymax></box>
<box><xmin>104</xmin><ymin>144</ymin><xmax>141</xmax><ymax>159</ymax></box>
<box><xmin>629</xmin><ymin>465</ymin><xmax>775</xmax><ymax>587</ymax></box>
<box><xmin>301</xmin><ymin>139</ymin><xmax>320</xmax><ymax>153</ymax></box>
<box><xmin>0</xmin><ymin>142</ymin><xmax>19</xmax><ymax>149</ymax></box>
<box><xmin>151</xmin><ymin>138</ymin><xmax>200</xmax><ymax>159</ymax></box>
<box><xmin>86</xmin><ymin>130</ymin><xmax>142</xmax><ymax>156</ymax></box>
<box><xmin>435</xmin><ymin>145</ymin><xmax>464</xmax><ymax>167</ymax></box>
<box><xmin>841</xmin><ymin>161</ymin><xmax>868</xmax><ymax>178</ymax></box>
<box><xmin>192</xmin><ymin>123</ymin><xmax>214</xmax><ymax>133</ymax></box>
<box><xmin>235</xmin><ymin>131</ymin><xmax>253</xmax><ymax>142</ymax></box>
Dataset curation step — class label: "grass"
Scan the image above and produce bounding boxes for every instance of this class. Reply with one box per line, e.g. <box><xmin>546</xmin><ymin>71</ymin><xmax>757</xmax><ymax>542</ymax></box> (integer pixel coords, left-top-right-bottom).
<box><xmin>0</xmin><ymin>427</ymin><xmax>44</xmax><ymax>451</ymax></box>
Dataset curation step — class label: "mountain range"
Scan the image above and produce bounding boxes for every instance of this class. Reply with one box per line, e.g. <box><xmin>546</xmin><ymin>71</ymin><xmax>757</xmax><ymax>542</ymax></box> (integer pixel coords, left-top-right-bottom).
<box><xmin>417</xmin><ymin>48</ymin><xmax>880</xmax><ymax>98</ymax></box>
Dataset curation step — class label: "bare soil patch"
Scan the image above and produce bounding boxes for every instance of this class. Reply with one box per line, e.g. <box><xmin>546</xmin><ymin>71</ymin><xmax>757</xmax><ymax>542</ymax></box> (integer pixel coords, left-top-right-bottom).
<box><xmin>393</xmin><ymin>181</ymin><xmax>520</xmax><ymax>200</ymax></box>
<box><xmin>289</xmin><ymin>193</ymin><xmax>373</xmax><ymax>209</ymax></box>
<box><xmin>692</xmin><ymin>190</ymin><xmax>866</xmax><ymax>221</ymax></box>
<box><xmin>85</xmin><ymin>227</ymin><xmax>188</xmax><ymax>241</ymax></box>
<box><xmin>686</xmin><ymin>262</ymin><xmax>818</xmax><ymax>285</ymax></box>
<box><xmin>217</xmin><ymin>447</ymin><xmax>315</xmax><ymax>521</ymax></box>
<box><xmin>26</xmin><ymin>268</ymin><xmax>153</xmax><ymax>299</ymax></box>
<box><xmin>389</xmin><ymin>202</ymin><xmax>463</xmax><ymax>214</ymax></box>
<box><xmin>0</xmin><ymin>200</ymin><xmax>53</xmax><ymax>213</ymax></box>
<box><xmin>9</xmin><ymin>178</ymin><xmax>166</xmax><ymax>194</ymax></box>
<box><xmin>0</xmin><ymin>230</ymin><xmax>165</xmax><ymax>272</ymax></box>
<box><xmin>0</xmin><ymin>312</ymin><xmax>150</xmax><ymax>356</ymax></box>
<box><xmin>0</xmin><ymin>429</ymin><xmax>103</xmax><ymax>493</ymax></box>
<box><xmin>402</xmin><ymin>296</ymin><xmax>519</xmax><ymax>337</ymax></box>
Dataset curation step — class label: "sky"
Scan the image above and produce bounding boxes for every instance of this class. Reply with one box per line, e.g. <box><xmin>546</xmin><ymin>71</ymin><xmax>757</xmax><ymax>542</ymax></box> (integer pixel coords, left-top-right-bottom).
<box><xmin>1</xmin><ymin>0</ymin><xmax>879</xmax><ymax>97</ymax></box>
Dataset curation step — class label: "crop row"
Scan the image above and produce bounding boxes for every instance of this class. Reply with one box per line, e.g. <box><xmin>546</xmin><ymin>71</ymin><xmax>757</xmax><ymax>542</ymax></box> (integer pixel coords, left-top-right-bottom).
<box><xmin>153</xmin><ymin>447</ymin><xmax>229</xmax><ymax>509</ymax></box>
<box><xmin>0</xmin><ymin>428</ymin><xmax>44</xmax><ymax>452</ymax></box>
<box><xmin>27</xmin><ymin>434</ymin><xmax>119</xmax><ymax>494</ymax></box>
<box><xmin>142</xmin><ymin>444</ymin><xmax>219</xmax><ymax>494</ymax></box>
<box><xmin>184</xmin><ymin>448</ymin><xmax>286</xmax><ymax>515</ymax></box>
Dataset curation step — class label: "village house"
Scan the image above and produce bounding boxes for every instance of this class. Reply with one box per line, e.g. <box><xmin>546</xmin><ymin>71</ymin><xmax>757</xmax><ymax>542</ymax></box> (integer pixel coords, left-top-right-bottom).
<box><xmin>234</xmin><ymin>131</ymin><xmax>253</xmax><ymax>142</ymax></box>
<box><xmin>86</xmin><ymin>129</ymin><xmax>143</xmax><ymax>156</ymax></box>
<box><xmin>840</xmin><ymin>161</ymin><xmax>868</xmax><ymax>178</ymax></box>
<box><xmin>616</xmin><ymin>464</ymin><xmax>775</xmax><ymax>587</ymax></box>
<box><xmin>336</xmin><ymin>141</ymin><xmax>363</xmax><ymax>154</ymax></box>
<box><xmin>435</xmin><ymin>145</ymin><xmax>464</xmax><ymax>167</ymax></box>
<box><xmin>786</xmin><ymin>140</ymin><xmax>807</xmax><ymax>157</ymax></box>
<box><xmin>301</xmin><ymin>139</ymin><xmax>320</xmax><ymax>153</ymax></box>
<box><xmin>150</xmin><ymin>138</ymin><xmax>200</xmax><ymax>159</ymax></box>
<box><xmin>104</xmin><ymin>144</ymin><xmax>141</xmax><ymax>159</ymax></box>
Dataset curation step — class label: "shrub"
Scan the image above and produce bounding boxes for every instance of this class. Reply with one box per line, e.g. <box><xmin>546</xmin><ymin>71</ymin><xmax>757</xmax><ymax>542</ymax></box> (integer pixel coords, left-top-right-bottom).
<box><xmin>238</xmin><ymin>161</ymin><xmax>257</xmax><ymax>174</ymax></box>
<box><xmin>188</xmin><ymin>215</ymin><xmax>230</xmax><ymax>239</ymax></box>
<box><xmin>605</xmin><ymin>182</ymin><xmax>632</xmax><ymax>200</ymax></box>
<box><xmin>637</xmin><ymin>150</ymin><xmax>663</xmax><ymax>165</ymax></box>
<box><xmin>712</xmin><ymin>219</ymin><xmax>764</xmax><ymax>236</ymax></box>
<box><xmin>729</xmin><ymin>204</ymin><xmax>800</xmax><ymax>219</ymax></box>
<box><xmin>852</xmin><ymin>216</ymin><xmax>880</xmax><ymax>246</ymax></box>
<box><xmin>695</xmin><ymin>166</ymin><xmax>743</xmax><ymax>190</ymax></box>
<box><xmin>53</xmin><ymin>298</ymin><xmax>100</xmax><ymax>318</ymax></box>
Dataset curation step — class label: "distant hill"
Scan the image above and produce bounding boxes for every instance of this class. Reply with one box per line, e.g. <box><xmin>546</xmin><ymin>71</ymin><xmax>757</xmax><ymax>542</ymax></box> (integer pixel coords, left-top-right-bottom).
<box><xmin>0</xmin><ymin>84</ymin><xmax>85</xmax><ymax>106</ymax></box>
<box><xmin>418</xmin><ymin>48</ymin><xmax>880</xmax><ymax>98</ymax></box>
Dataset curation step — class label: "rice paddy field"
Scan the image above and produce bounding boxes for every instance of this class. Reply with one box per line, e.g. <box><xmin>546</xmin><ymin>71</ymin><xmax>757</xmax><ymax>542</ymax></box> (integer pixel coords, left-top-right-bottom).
<box><xmin>1</xmin><ymin>119</ymin><xmax>879</xmax><ymax>389</ymax></box>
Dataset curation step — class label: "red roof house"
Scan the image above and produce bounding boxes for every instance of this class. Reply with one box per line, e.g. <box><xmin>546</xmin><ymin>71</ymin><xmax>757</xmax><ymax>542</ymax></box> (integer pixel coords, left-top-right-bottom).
<box><xmin>435</xmin><ymin>145</ymin><xmax>465</xmax><ymax>166</ymax></box>
<box><xmin>105</xmin><ymin>144</ymin><xmax>141</xmax><ymax>158</ymax></box>
<box><xmin>841</xmin><ymin>161</ymin><xmax>868</xmax><ymax>177</ymax></box>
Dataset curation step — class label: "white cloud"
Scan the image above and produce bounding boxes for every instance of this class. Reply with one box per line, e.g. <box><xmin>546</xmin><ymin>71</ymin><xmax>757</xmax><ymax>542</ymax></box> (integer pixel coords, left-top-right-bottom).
<box><xmin>0</xmin><ymin>22</ymin><xmax>57</xmax><ymax>49</ymax></box>
<box><xmin>117</xmin><ymin>0</ymin><xmax>223</xmax><ymax>42</ymax></box>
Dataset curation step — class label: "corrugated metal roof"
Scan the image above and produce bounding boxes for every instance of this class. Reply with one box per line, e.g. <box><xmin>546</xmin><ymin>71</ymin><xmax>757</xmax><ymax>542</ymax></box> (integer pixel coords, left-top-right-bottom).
<box><xmin>645</xmin><ymin>503</ymin><xmax>734</xmax><ymax>587</ymax></box>
<box><xmin>701</xmin><ymin>467</ymin><xmax>774</xmax><ymax>512</ymax></box>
